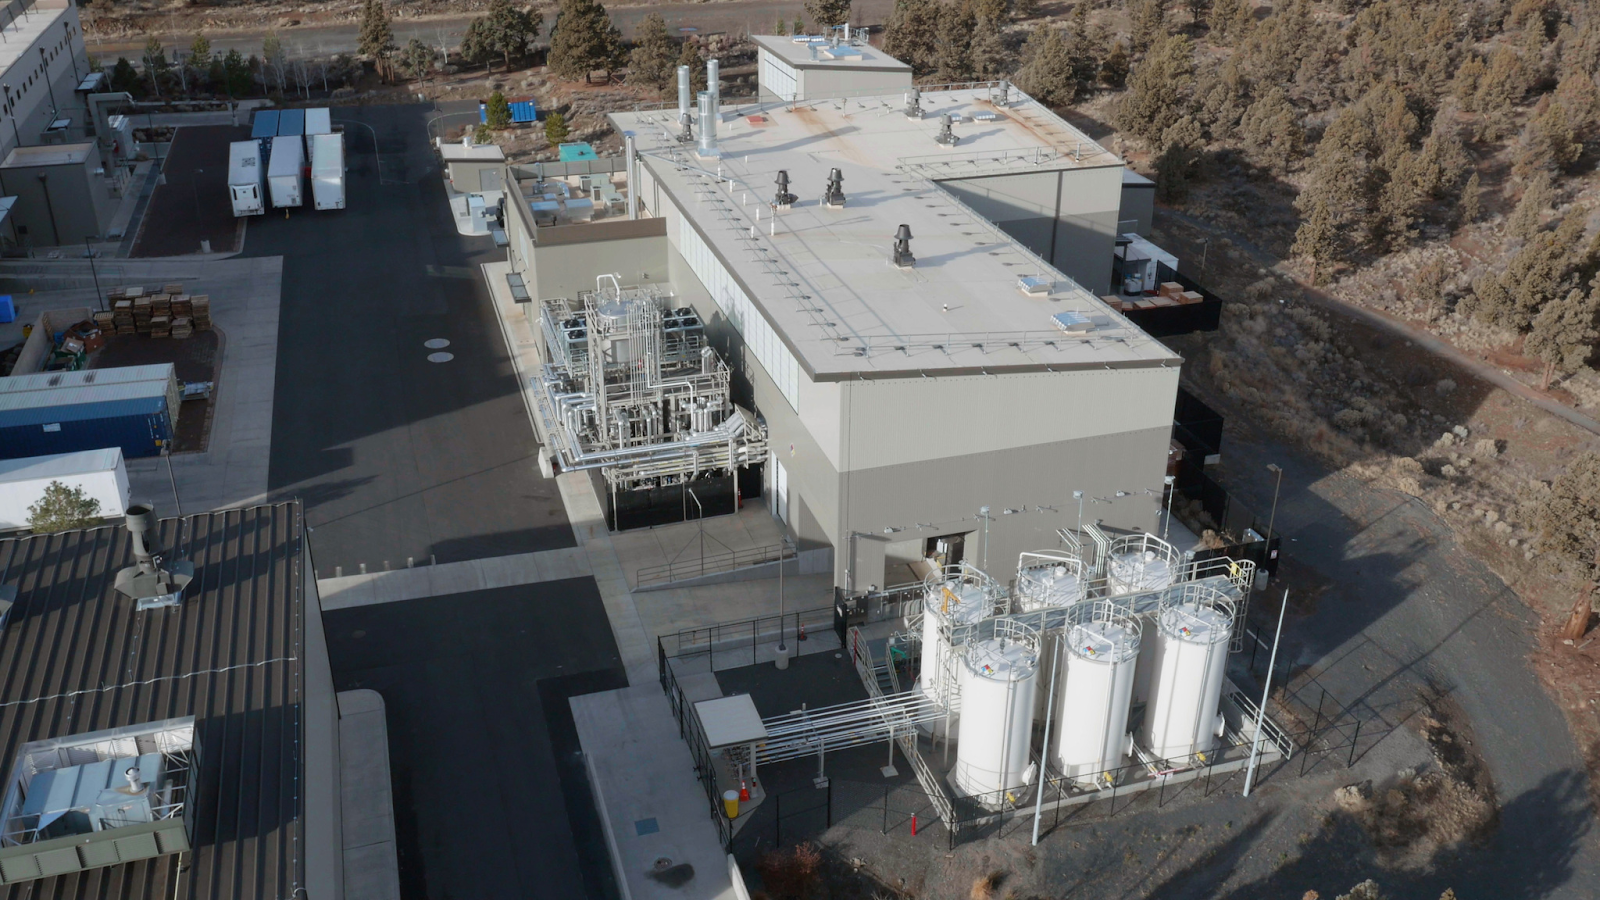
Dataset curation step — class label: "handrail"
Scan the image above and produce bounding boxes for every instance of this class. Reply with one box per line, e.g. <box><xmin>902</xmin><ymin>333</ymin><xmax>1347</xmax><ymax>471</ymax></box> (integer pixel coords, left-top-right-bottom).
<box><xmin>636</xmin><ymin>542</ymin><xmax>794</xmax><ymax>588</ymax></box>
<box><xmin>847</xmin><ymin>627</ymin><xmax>958</xmax><ymax>835</ymax></box>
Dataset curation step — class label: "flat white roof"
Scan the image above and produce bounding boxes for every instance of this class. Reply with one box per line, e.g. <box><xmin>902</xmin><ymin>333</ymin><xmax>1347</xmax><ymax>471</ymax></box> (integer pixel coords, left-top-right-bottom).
<box><xmin>694</xmin><ymin>695</ymin><xmax>768</xmax><ymax>748</ymax></box>
<box><xmin>751</xmin><ymin>35</ymin><xmax>912</xmax><ymax>72</ymax></box>
<box><xmin>0</xmin><ymin>363</ymin><xmax>174</xmax><ymax>394</ymax></box>
<box><xmin>0</xmin><ymin>0</ymin><xmax>73</xmax><ymax>82</ymax></box>
<box><xmin>0</xmin><ymin>447</ymin><xmax>122</xmax><ymax>482</ymax></box>
<box><xmin>1</xmin><ymin>142</ymin><xmax>92</xmax><ymax>169</ymax></box>
<box><xmin>611</xmin><ymin>88</ymin><xmax>1176</xmax><ymax>378</ymax></box>
<box><xmin>441</xmin><ymin>141</ymin><xmax>506</xmax><ymax>162</ymax></box>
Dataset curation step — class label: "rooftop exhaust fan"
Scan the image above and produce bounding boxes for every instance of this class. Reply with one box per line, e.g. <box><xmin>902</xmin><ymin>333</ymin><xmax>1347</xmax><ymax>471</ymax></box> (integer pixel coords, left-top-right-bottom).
<box><xmin>823</xmin><ymin>168</ymin><xmax>845</xmax><ymax>209</ymax></box>
<box><xmin>774</xmin><ymin>170</ymin><xmax>797</xmax><ymax>208</ymax></box>
<box><xmin>892</xmin><ymin>224</ymin><xmax>915</xmax><ymax>269</ymax></box>
<box><xmin>113</xmin><ymin>504</ymin><xmax>194</xmax><ymax>610</ymax></box>
<box><xmin>936</xmin><ymin>113</ymin><xmax>958</xmax><ymax>146</ymax></box>
<box><xmin>905</xmin><ymin>87</ymin><xmax>922</xmax><ymax>119</ymax></box>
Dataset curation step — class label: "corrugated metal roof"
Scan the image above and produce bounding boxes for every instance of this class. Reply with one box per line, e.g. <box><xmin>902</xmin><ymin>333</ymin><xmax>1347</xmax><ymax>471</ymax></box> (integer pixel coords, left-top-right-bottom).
<box><xmin>0</xmin><ymin>365</ymin><xmax>175</xmax><ymax>395</ymax></box>
<box><xmin>0</xmin><ymin>503</ymin><xmax>304</xmax><ymax>899</ymax></box>
<box><xmin>0</xmin><ymin>381</ymin><xmax>169</xmax><ymax>413</ymax></box>
<box><xmin>0</xmin><ymin>448</ymin><xmax>123</xmax><ymax>482</ymax></box>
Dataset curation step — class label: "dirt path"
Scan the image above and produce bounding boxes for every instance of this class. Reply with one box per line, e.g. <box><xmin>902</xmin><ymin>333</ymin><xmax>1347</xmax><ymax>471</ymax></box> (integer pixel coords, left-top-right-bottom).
<box><xmin>84</xmin><ymin>0</ymin><xmax>898</xmax><ymax>60</ymax></box>
<box><xmin>1157</xmin><ymin>205</ymin><xmax>1600</xmax><ymax>439</ymax></box>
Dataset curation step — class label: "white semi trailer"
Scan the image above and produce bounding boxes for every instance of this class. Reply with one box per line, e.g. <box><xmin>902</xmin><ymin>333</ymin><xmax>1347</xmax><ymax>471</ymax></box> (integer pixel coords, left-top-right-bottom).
<box><xmin>227</xmin><ymin>140</ymin><xmax>266</xmax><ymax>216</ymax></box>
<box><xmin>268</xmin><ymin>137</ymin><xmax>304</xmax><ymax>208</ymax></box>
<box><xmin>310</xmin><ymin>131</ymin><xmax>345</xmax><ymax>210</ymax></box>
<box><xmin>0</xmin><ymin>448</ymin><xmax>131</xmax><ymax>531</ymax></box>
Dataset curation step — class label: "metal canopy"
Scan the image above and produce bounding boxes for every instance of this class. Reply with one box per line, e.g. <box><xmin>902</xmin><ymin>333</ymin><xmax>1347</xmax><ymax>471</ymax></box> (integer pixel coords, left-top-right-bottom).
<box><xmin>694</xmin><ymin>695</ymin><xmax>768</xmax><ymax>749</ymax></box>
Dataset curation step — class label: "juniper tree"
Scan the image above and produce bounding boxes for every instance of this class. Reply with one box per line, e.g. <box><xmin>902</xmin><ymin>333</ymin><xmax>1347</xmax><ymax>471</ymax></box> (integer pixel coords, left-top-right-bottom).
<box><xmin>1458</xmin><ymin>171</ymin><xmax>1482</xmax><ymax>226</ymax></box>
<box><xmin>805</xmin><ymin>0</ymin><xmax>852</xmax><ymax>31</ymax></box>
<box><xmin>484</xmin><ymin>0</ymin><xmax>540</xmax><ymax>70</ymax></box>
<box><xmin>1509</xmin><ymin>172</ymin><xmax>1554</xmax><ymax>240</ymax></box>
<box><xmin>1116</xmin><ymin>33</ymin><xmax>1194</xmax><ymax>145</ymax></box>
<box><xmin>1240</xmin><ymin>87</ymin><xmax>1302</xmax><ymax>175</ymax></box>
<box><xmin>883</xmin><ymin>0</ymin><xmax>940</xmax><ymax>75</ymax></box>
<box><xmin>629</xmin><ymin>13</ymin><xmax>678</xmax><ymax>92</ymax></box>
<box><xmin>1014</xmin><ymin>26</ymin><xmax>1075</xmax><ymax>106</ymax></box>
<box><xmin>359</xmin><ymin>0</ymin><xmax>397</xmax><ymax>77</ymax></box>
<box><xmin>485</xmin><ymin>90</ymin><xmax>513</xmax><ymax>129</ymax></box>
<box><xmin>1526</xmin><ymin>282</ymin><xmax>1600</xmax><ymax>389</ymax></box>
<box><xmin>544</xmin><ymin>110</ymin><xmax>571</xmax><ymax>144</ymax></box>
<box><xmin>548</xmin><ymin>0</ymin><xmax>625</xmax><ymax>82</ymax></box>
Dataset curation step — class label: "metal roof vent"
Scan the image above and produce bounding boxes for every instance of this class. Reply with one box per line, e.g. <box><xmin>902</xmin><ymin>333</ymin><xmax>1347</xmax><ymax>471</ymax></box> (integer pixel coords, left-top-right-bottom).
<box><xmin>892</xmin><ymin>224</ymin><xmax>915</xmax><ymax>269</ymax></box>
<box><xmin>936</xmin><ymin>113</ymin><xmax>958</xmax><ymax>146</ymax></box>
<box><xmin>1051</xmin><ymin>311</ymin><xmax>1096</xmax><ymax>334</ymax></box>
<box><xmin>676</xmin><ymin>65</ymin><xmax>694</xmax><ymax>143</ymax></box>
<box><xmin>114</xmin><ymin>504</ymin><xmax>194</xmax><ymax>610</ymax></box>
<box><xmin>906</xmin><ymin>87</ymin><xmax>922</xmax><ymax>119</ymax></box>
<box><xmin>1019</xmin><ymin>276</ymin><xmax>1052</xmax><ymax>295</ymax></box>
<box><xmin>774</xmin><ymin>170</ymin><xmax>797</xmax><ymax>208</ymax></box>
<box><xmin>823</xmin><ymin>168</ymin><xmax>845</xmax><ymax>209</ymax></box>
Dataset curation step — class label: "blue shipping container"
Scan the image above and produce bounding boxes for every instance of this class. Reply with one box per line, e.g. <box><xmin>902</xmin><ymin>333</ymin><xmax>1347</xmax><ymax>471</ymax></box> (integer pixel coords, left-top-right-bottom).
<box><xmin>479</xmin><ymin>99</ymin><xmax>539</xmax><ymax>124</ymax></box>
<box><xmin>277</xmin><ymin>108</ymin><xmax>305</xmax><ymax>137</ymax></box>
<box><xmin>0</xmin><ymin>396</ymin><xmax>171</xmax><ymax>460</ymax></box>
<box><xmin>252</xmin><ymin>110</ymin><xmax>279</xmax><ymax>161</ymax></box>
<box><xmin>0</xmin><ymin>295</ymin><xmax>13</xmax><ymax>324</ymax></box>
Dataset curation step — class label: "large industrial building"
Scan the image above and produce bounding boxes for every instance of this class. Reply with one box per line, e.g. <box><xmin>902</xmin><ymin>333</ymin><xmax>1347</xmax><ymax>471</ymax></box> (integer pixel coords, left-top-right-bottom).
<box><xmin>0</xmin><ymin>502</ymin><xmax>342</xmax><ymax>898</ymax></box>
<box><xmin>502</xmin><ymin>38</ymin><xmax>1184</xmax><ymax>591</ymax></box>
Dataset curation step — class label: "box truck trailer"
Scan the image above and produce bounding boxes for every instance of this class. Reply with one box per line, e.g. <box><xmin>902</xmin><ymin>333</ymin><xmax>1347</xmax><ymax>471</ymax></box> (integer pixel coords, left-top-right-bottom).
<box><xmin>251</xmin><ymin>109</ymin><xmax>279</xmax><ymax>161</ymax></box>
<box><xmin>228</xmin><ymin>140</ymin><xmax>266</xmax><ymax>216</ymax></box>
<box><xmin>268</xmin><ymin>138</ymin><xmax>304</xmax><ymax>208</ymax></box>
<box><xmin>304</xmin><ymin>107</ymin><xmax>331</xmax><ymax>154</ymax></box>
<box><xmin>310</xmin><ymin>131</ymin><xmax>345</xmax><ymax>210</ymax></box>
<box><xmin>0</xmin><ymin>448</ymin><xmax>130</xmax><ymax>531</ymax></box>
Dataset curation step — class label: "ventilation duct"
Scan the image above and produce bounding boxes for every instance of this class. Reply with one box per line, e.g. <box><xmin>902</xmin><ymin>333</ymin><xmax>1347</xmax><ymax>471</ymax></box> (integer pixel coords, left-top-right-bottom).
<box><xmin>696</xmin><ymin>90</ymin><xmax>719</xmax><ymax>157</ymax></box>
<box><xmin>774</xmin><ymin>169</ymin><xmax>797</xmax><ymax>208</ymax></box>
<box><xmin>936</xmin><ymin>113</ymin><xmax>958</xmax><ymax>146</ymax></box>
<box><xmin>113</xmin><ymin>504</ymin><xmax>194</xmax><ymax>610</ymax></box>
<box><xmin>892</xmin><ymin>224</ymin><xmax>915</xmax><ymax>268</ymax></box>
<box><xmin>905</xmin><ymin>87</ymin><xmax>922</xmax><ymax>119</ymax></box>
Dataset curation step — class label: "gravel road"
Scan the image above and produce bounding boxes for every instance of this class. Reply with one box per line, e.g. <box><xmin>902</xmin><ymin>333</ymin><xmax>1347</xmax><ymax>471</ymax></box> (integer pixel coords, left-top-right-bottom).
<box><xmin>85</xmin><ymin>0</ymin><xmax>898</xmax><ymax>60</ymax></box>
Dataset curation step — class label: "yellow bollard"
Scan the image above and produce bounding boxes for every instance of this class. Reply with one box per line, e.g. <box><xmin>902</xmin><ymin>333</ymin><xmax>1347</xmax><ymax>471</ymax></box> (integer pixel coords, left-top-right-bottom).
<box><xmin>722</xmin><ymin>790</ymin><xmax>740</xmax><ymax>819</ymax></box>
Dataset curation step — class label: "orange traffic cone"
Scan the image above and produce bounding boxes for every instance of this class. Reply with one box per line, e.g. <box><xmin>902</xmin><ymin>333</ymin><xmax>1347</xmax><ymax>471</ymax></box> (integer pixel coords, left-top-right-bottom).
<box><xmin>739</xmin><ymin>779</ymin><xmax>750</xmax><ymax>802</ymax></box>
<box><xmin>798</xmin><ymin>623</ymin><xmax>807</xmax><ymax>641</ymax></box>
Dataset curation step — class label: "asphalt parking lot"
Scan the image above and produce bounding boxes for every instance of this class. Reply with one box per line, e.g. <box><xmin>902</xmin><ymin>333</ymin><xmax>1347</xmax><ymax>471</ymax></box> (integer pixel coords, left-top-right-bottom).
<box><xmin>325</xmin><ymin>580</ymin><xmax>626</xmax><ymax>900</ymax></box>
<box><xmin>248</xmin><ymin>103</ymin><xmax>575</xmax><ymax>575</ymax></box>
<box><xmin>131</xmin><ymin>124</ymin><xmax>248</xmax><ymax>258</ymax></box>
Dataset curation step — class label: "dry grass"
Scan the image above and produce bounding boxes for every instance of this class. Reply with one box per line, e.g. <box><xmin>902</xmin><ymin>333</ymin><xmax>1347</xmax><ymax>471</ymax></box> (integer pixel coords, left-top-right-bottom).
<box><xmin>969</xmin><ymin>871</ymin><xmax>1004</xmax><ymax>900</ymax></box>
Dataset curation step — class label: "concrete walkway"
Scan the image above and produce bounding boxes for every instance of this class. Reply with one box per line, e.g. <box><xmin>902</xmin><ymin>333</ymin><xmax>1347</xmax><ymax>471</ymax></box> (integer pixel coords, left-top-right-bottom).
<box><xmin>572</xmin><ymin>684</ymin><xmax>739</xmax><ymax>900</ymax></box>
<box><xmin>316</xmin><ymin>545</ymin><xmax>590</xmax><ymax>608</ymax></box>
<box><xmin>0</xmin><ymin>256</ymin><xmax>283</xmax><ymax>513</ymax></box>
<box><xmin>338</xmin><ymin>689</ymin><xmax>402</xmax><ymax>900</ymax></box>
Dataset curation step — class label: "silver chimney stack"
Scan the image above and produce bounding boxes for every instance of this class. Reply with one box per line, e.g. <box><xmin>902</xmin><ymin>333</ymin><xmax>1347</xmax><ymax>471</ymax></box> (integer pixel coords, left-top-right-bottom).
<box><xmin>624</xmin><ymin>132</ymin><xmax>639</xmax><ymax>219</ymax></box>
<box><xmin>707</xmin><ymin>58</ymin><xmax>720</xmax><ymax>107</ymax></box>
<box><xmin>676</xmin><ymin>65</ymin><xmax>694</xmax><ymax>143</ymax></box>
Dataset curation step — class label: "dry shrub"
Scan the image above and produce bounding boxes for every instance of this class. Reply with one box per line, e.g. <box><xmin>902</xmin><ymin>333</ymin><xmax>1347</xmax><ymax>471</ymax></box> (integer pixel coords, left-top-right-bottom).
<box><xmin>756</xmin><ymin>842</ymin><xmax>822</xmax><ymax>900</ymax></box>
<box><xmin>970</xmin><ymin>871</ymin><xmax>1004</xmax><ymax>900</ymax></box>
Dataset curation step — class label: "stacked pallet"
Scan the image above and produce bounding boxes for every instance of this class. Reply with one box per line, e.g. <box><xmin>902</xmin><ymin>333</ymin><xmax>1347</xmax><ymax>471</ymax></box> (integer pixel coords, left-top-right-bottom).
<box><xmin>149</xmin><ymin>292</ymin><xmax>172</xmax><ymax>334</ymax></box>
<box><xmin>111</xmin><ymin>299</ymin><xmax>135</xmax><ymax>334</ymax></box>
<box><xmin>93</xmin><ymin>310</ymin><xmax>115</xmax><ymax>332</ymax></box>
<box><xmin>162</xmin><ymin>282</ymin><xmax>184</xmax><ymax>296</ymax></box>
<box><xmin>190</xmin><ymin>295</ymin><xmax>211</xmax><ymax>330</ymax></box>
<box><xmin>171</xmin><ymin>316</ymin><xmax>193</xmax><ymax>339</ymax></box>
<box><xmin>133</xmin><ymin>295</ymin><xmax>153</xmax><ymax>333</ymax></box>
<box><xmin>150</xmin><ymin>314</ymin><xmax>170</xmax><ymax>338</ymax></box>
<box><xmin>170</xmin><ymin>294</ymin><xmax>192</xmax><ymax>318</ymax></box>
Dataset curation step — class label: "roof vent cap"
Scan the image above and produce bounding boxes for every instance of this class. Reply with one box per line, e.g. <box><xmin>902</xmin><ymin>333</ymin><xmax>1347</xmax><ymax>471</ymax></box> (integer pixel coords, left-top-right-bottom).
<box><xmin>113</xmin><ymin>504</ymin><xmax>194</xmax><ymax>610</ymax></box>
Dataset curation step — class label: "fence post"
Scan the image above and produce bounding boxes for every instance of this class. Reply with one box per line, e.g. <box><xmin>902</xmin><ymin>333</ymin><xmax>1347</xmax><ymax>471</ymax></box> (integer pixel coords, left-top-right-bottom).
<box><xmin>883</xmin><ymin>784</ymin><xmax>889</xmax><ymax>835</ymax></box>
<box><xmin>775</xmin><ymin>791</ymin><xmax>782</xmax><ymax>846</ymax></box>
<box><xmin>826</xmin><ymin>780</ymin><xmax>833</xmax><ymax>828</ymax></box>
<box><xmin>753</xmin><ymin>619</ymin><xmax>758</xmax><ymax>667</ymax></box>
<box><xmin>1348</xmin><ymin>719</ymin><xmax>1362</xmax><ymax>768</ymax></box>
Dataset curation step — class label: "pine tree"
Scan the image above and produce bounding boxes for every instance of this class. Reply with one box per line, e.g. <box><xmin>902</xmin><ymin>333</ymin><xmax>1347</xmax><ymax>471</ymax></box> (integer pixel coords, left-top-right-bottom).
<box><xmin>1209</xmin><ymin>0</ymin><xmax>1243</xmax><ymax>43</ymax></box>
<box><xmin>883</xmin><ymin>0</ymin><xmax>941</xmax><ymax>75</ymax></box>
<box><xmin>548</xmin><ymin>0</ymin><xmax>625</xmax><ymax>82</ymax></box>
<box><xmin>461</xmin><ymin>18</ymin><xmax>496</xmax><ymax>69</ymax></box>
<box><xmin>110</xmin><ymin>57</ymin><xmax>141</xmax><ymax>96</ymax></box>
<box><xmin>485</xmin><ymin>0</ymin><xmax>540</xmax><ymax>70</ymax></box>
<box><xmin>677</xmin><ymin>39</ymin><xmax>706</xmax><ymax>93</ymax></box>
<box><xmin>805</xmin><ymin>0</ymin><xmax>852</xmax><ymax>31</ymax></box>
<box><xmin>223</xmin><ymin>48</ymin><xmax>251</xmax><ymax>97</ymax></box>
<box><xmin>1116</xmin><ymin>33</ymin><xmax>1194</xmax><ymax>145</ymax></box>
<box><xmin>793</xmin><ymin>16</ymin><xmax>805</xmax><ymax>36</ymax></box>
<box><xmin>359</xmin><ymin>0</ymin><xmax>397</xmax><ymax>76</ymax></box>
<box><xmin>968</xmin><ymin>12</ymin><xmax>1011</xmax><ymax>79</ymax></box>
<box><xmin>1155</xmin><ymin>115</ymin><xmax>1203</xmax><ymax>202</ymax></box>
<box><xmin>774</xmin><ymin>16</ymin><xmax>788</xmax><ymax>36</ymax></box>
<box><xmin>1099</xmin><ymin>40</ymin><xmax>1130</xmax><ymax>89</ymax></box>
<box><xmin>400</xmin><ymin>38</ymin><xmax>438</xmax><ymax>82</ymax></box>
<box><xmin>1062</xmin><ymin>3</ymin><xmax>1099</xmax><ymax>91</ymax></box>
<box><xmin>1240</xmin><ymin>87</ymin><xmax>1302</xmax><ymax>175</ymax></box>
<box><xmin>933</xmin><ymin>1</ymin><xmax>975</xmax><ymax>82</ymax></box>
<box><xmin>1526</xmin><ymin>282</ymin><xmax>1600</xmax><ymax>389</ymax></box>
<box><xmin>1014</xmin><ymin>26</ymin><xmax>1075</xmax><ymax>106</ymax></box>
<box><xmin>1293</xmin><ymin>193</ymin><xmax>1341</xmax><ymax>285</ymax></box>
<box><xmin>1509</xmin><ymin>172</ymin><xmax>1553</xmax><ymax>240</ymax></box>
<box><xmin>189</xmin><ymin>35</ymin><xmax>212</xmax><ymax>75</ymax></box>
<box><xmin>486</xmin><ymin>90</ymin><xmax>513</xmax><ymax>129</ymax></box>
<box><xmin>1458</xmin><ymin>171</ymin><xmax>1482</xmax><ymax>225</ymax></box>
<box><xmin>27</xmin><ymin>482</ymin><xmax>101</xmax><ymax>533</ymax></box>
<box><xmin>545</xmin><ymin>110</ymin><xmax>571</xmax><ymax>144</ymax></box>
<box><xmin>1129</xmin><ymin>0</ymin><xmax>1167</xmax><ymax>54</ymax></box>
<box><xmin>629</xmin><ymin>13</ymin><xmax>678</xmax><ymax>93</ymax></box>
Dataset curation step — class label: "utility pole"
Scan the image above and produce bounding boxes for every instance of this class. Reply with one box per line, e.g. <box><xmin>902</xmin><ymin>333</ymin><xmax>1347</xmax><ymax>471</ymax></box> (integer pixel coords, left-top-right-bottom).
<box><xmin>84</xmin><ymin>237</ymin><xmax>104</xmax><ymax>312</ymax></box>
<box><xmin>1243</xmin><ymin>589</ymin><xmax>1289</xmax><ymax>797</ymax></box>
<box><xmin>1264</xmin><ymin>463</ymin><xmax>1283</xmax><ymax>576</ymax></box>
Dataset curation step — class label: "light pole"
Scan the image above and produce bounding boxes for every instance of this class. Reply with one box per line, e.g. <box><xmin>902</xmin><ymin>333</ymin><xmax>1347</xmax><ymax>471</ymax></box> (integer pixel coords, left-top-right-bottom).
<box><xmin>38</xmin><ymin>48</ymin><xmax>57</xmax><ymax>121</ymax></box>
<box><xmin>1243</xmin><ymin>589</ymin><xmax>1289</xmax><ymax>797</ymax></box>
<box><xmin>84</xmin><ymin>237</ymin><xmax>103</xmax><ymax>312</ymax></box>
<box><xmin>775</xmin><ymin>535</ymin><xmax>789</xmax><ymax>669</ymax></box>
<box><xmin>1264</xmin><ymin>463</ymin><xmax>1284</xmax><ymax>557</ymax></box>
<box><xmin>978</xmin><ymin>505</ymin><xmax>992</xmax><ymax>570</ymax></box>
<box><xmin>1162</xmin><ymin>475</ymin><xmax>1176</xmax><ymax>544</ymax></box>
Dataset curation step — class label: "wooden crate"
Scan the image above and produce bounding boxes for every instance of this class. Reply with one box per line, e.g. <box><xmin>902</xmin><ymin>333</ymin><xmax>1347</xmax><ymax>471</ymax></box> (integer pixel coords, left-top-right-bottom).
<box><xmin>162</xmin><ymin>283</ymin><xmax>184</xmax><ymax>295</ymax></box>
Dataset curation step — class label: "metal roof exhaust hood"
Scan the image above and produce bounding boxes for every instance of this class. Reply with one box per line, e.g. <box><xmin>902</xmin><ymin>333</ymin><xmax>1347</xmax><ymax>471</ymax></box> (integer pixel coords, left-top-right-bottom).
<box><xmin>113</xmin><ymin>504</ymin><xmax>194</xmax><ymax>610</ymax></box>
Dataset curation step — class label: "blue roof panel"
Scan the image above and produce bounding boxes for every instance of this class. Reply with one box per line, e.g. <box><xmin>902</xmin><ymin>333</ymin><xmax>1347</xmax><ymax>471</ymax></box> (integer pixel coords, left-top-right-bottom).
<box><xmin>251</xmin><ymin>110</ymin><xmax>280</xmax><ymax>140</ymax></box>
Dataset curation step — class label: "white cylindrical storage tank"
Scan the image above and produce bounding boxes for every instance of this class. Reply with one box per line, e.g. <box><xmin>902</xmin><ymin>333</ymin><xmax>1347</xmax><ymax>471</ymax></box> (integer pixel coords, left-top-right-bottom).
<box><xmin>953</xmin><ymin>637</ymin><xmax>1037</xmax><ymax>802</ymax></box>
<box><xmin>917</xmin><ymin>575</ymin><xmax>992</xmax><ymax>737</ymax></box>
<box><xmin>1140</xmin><ymin>591</ymin><xmax>1235</xmax><ymax>763</ymax></box>
<box><xmin>1055</xmin><ymin>614</ymin><xmax>1140</xmax><ymax>785</ymax></box>
<box><xmin>1013</xmin><ymin>553</ymin><xmax>1086</xmax><ymax>722</ymax></box>
<box><xmin>1106</xmin><ymin>538</ymin><xmax>1180</xmax><ymax>595</ymax></box>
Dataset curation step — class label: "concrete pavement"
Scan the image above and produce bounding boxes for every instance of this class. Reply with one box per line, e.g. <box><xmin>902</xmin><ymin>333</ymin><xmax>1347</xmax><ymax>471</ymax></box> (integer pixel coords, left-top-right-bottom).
<box><xmin>338</xmin><ymin>689</ymin><xmax>402</xmax><ymax>900</ymax></box>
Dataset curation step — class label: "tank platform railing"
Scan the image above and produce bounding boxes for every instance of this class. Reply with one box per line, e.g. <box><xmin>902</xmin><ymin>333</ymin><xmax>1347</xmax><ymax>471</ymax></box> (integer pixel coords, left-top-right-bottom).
<box><xmin>847</xmin><ymin>626</ymin><xmax>959</xmax><ymax>837</ymax></box>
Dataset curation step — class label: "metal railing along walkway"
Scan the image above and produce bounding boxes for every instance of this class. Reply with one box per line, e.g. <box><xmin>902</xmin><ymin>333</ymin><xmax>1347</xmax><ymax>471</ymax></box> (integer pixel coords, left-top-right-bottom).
<box><xmin>636</xmin><ymin>541</ymin><xmax>793</xmax><ymax>588</ymax></box>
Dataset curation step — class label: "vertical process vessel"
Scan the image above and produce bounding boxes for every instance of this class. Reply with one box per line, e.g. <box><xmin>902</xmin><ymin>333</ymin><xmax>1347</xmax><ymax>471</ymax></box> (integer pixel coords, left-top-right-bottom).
<box><xmin>1139</xmin><ymin>586</ymin><xmax>1236</xmax><ymax>764</ymax></box>
<box><xmin>1105</xmin><ymin>533</ymin><xmax>1182</xmax><ymax>595</ymax></box>
<box><xmin>952</xmin><ymin>623</ymin><xmax>1039</xmax><ymax>803</ymax></box>
<box><xmin>1013</xmin><ymin>551</ymin><xmax>1087</xmax><ymax>721</ymax></box>
<box><xmin>1055</xmin><ymin>602</ymin><xmax>1141</xmax><ymax>786</ymax></box>
<box><xmin>917</xmin><ymin>563</ymin><xmax>1000</xmax><ymax>737</ymax></box>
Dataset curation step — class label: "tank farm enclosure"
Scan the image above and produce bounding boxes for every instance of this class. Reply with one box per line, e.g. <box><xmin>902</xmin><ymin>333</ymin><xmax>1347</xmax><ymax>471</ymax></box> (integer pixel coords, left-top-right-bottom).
<box><xmin>660</xmin><ymin>522</ymin><xmax>1323</xmax><ymax>858</ymax></box>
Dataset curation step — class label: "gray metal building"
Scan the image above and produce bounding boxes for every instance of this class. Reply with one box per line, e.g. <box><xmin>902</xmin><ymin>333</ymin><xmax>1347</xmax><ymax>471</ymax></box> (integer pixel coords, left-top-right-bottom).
<box><xmin>0</xmin><ymin>143</ymin><xmax>114</xmax><ymax>246</ymax></box>
<box><xmin>752</xmin><ymin>34</ymin><xmax>912</xmax><ymax>102</ymax></box>
<box><xmin>503</xmin><ymin>54</ymin><xmax>1183</xmax><ymax>591</ymax></box>
<box><xmin>0</xmin><ymin>502</ymin><xmax>342</xmax><ymax>898</ymax></box>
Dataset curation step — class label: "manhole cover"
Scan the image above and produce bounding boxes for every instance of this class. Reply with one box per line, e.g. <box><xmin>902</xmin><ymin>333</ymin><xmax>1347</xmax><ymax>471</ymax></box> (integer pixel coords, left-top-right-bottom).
<box><xmin>424</xmin><ymin>338</ymin><xmax>450</xmax><ymax>349</ymax></box>
<box><xmin>427</xmin><ymin>352</ymin><xmax>454</xmax><ymax>363</ymax></box>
